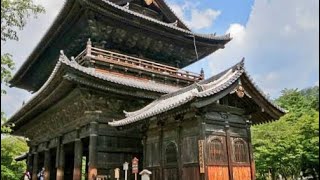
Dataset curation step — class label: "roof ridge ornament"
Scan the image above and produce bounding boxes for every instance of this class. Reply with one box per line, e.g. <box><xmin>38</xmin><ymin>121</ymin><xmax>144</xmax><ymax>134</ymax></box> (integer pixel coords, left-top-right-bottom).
<box><xmin>168</xmin><ymin>20</ymin><xmax>178</xmax><ymax>26</ymax></box>
<box><xmin>123</xmin><ymin>2</ymin><xmax>130</xmax><ymax>9</ymax></box>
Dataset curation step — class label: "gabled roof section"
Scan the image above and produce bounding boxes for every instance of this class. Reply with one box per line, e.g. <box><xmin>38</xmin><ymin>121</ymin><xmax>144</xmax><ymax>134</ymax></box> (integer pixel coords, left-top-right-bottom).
<box><xmin>109</xmin><ymin>59</ymin><xmax>286</xmax><ymax>127</ymax></box>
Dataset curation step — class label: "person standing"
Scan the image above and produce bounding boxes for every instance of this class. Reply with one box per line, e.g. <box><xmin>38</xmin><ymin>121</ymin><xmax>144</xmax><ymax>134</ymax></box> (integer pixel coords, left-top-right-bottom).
<box><xmin>23</xmin><ymin>171</ymin><xmax>31</xmax><ymax>180</ymax></box>
<box><xmin>37</xmin><ymin>167</ymin><xmax>45</xmax><ymax>180</ymax></box>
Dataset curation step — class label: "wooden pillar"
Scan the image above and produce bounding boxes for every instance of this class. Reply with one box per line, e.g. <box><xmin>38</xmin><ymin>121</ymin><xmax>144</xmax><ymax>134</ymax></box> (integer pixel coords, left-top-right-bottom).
<box><xmin>225</xmin><ymin>121</ymin><xmax>234</xmax><ymax>180</ymax></box>
<box><xmin>32</xmin><ymin>152</ymin><xmax>38</xmax><ymax>180</ymax></box>
<box><xmin>26</xmin><ymin>141</ymin><xmax>33</xmax><ymax>173</ymax></box>
<box><xmin>88</xmin><ymin>121</ymin><xmax>98</xmax><ymax>180</ymax></box>
<box><xmin>246</xmin><ymin>120</ymin><xmax>256</xmax><ymax>180</ymax></box>
<box><xmin>142</xmin><ymin>135</ymin><xmax>147</xmax><ymax>168</ymax></box>
<box><xmin>159</xmin><ymin>121</ymin><xmax>164</xmax><ymax>180</ymax></box>
<box><xmin>44</xmin><ymin>148</ymin><xmax>51</xmax><ymax>180</ymax></box>
<box><xmin>73</xmin><ymin>138</ymin><xmax>83</xmax><ymax>180</ymax></box>
<box><xmin>199</xmin><ymin>119</ymin><xmax>207</xmax><ymax>180</ymax></box>
<box><xmin>56</xmin><ymin>137</ymin><xmax>65</xmax><ymax>180</ymax></box>
<box><xmin>177</xmin><ymin>122</ymin><xmax>183</xmax><ymax>180</ymax></box>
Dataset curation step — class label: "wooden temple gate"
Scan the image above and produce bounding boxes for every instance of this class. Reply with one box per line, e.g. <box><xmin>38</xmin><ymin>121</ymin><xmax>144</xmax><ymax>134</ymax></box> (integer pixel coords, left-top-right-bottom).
<box><xmin>6</xmin><ymin>0</ymin><xmax>285</xmax><ymax>179</ymax></box>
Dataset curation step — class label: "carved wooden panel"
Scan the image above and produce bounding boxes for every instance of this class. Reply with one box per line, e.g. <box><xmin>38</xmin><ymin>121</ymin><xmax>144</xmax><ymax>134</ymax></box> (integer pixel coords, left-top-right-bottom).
<box><xmin>165</xmin><ymin>142</ymin><xmax>178</xmax><ymax>165</ymax></box>
<box><xmin>231</xmin><ymin>138</ymin><xmax>249</xmax><ymax>163</ymax></box>
<box><xmin>206</xmin><ymin>136</ymin><xmax>228</xmax><ymax>165</ymax></box>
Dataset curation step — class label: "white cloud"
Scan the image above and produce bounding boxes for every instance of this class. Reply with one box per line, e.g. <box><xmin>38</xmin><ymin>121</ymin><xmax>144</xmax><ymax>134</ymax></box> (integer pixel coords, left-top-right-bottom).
<box><xmin>208</xmin><ymin>0</ymin><xmax>319</xmax><ymax>98</ymax></box>
<box><xmin>169</xmin><ymin>1</ymin><xmax>221</xmax><ymax>30</ymax></box>
<box><xmin>186</xmin><ymin>9</ymin><xmax>221</xmax><ymax>30</ymax></box>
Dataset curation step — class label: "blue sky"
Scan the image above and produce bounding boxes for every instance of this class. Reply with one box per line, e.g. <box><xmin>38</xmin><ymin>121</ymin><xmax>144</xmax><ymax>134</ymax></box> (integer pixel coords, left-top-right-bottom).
<box><xmin>1</xmin><ymin>0</ymin><xmax>319</xmax><ymax>118</ymax></box>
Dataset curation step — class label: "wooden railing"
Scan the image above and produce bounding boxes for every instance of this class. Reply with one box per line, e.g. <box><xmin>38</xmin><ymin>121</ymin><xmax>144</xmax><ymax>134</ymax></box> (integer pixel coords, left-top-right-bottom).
<box><xmin>74</xmin><ymin>39</ymin><xmax>204</xmax><ymax>82</ymax></box>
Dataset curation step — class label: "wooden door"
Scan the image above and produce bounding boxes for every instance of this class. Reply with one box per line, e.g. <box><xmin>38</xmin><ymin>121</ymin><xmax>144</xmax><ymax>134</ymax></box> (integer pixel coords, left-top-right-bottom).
<box><xmin>164</xmin><ymin>168</ymin><xmax>178</xmax><ymax>180</ymax></box>
<box><xmin>206</xmin><ymin>136</ymin><xmax>229</xmax><ymax>180</ymax></box>
<box><xmin>233</xmin><ymin>166</ymin><xmax>251</xmax><ymax>180</ymax></box>
<box><xmin>208</xmin><ymin>166</ymin><xmax>229</xmax><ymax>180</ymax></box>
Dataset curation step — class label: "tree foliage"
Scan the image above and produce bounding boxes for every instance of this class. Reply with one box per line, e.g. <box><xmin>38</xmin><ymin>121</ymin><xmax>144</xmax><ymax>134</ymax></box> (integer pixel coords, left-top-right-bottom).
<box><xmin>1</xmin><ymin>136</ymin><xmax>28</xmax><ymax>180</ymax></box>
<box><xmin>252</xmin><ymin>86</ymin><xmax>319</xmax><ymax>180</ymax></box>
<box><xmin>1</xmin><ymin>1</ymin><xmax>44</xmax><ymax>179</ymax></box>
<box><xmin>1</xmin><ymin>0</ymin><xmax>44</xmax><ymax>133</ymax></box>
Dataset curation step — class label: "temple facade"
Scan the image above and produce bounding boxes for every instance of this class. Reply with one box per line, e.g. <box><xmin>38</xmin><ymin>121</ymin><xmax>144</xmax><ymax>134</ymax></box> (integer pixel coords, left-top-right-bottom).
<box><xmin>7</xmin><ymin>0</ymin><xmax>285</xmax><ymax>180</ymax></box>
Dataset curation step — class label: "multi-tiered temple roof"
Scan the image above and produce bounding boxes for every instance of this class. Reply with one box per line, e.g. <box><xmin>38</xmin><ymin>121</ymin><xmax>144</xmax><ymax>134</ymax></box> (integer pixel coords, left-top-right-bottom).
<box><xmin>10</xmin><ymin>0</ymin><xmax>231</xmax><ymax>92</ymax></box>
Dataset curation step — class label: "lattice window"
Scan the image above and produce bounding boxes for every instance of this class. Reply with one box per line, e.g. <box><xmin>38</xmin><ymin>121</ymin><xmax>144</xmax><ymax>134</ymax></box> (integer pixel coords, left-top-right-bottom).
<box><xmin>207</xmin><ymin>136</ymin><xmax>227</xmax><ymax>164</ymax></box>
<box><xmin>233</xmin><ymin>138</ymin><xmax>249</xmax><ymax>163</ymax></box>
<box><xmin>165</xmin><ymin>142</ymin><xmax>178</xmax><ymax>164</ymax></box>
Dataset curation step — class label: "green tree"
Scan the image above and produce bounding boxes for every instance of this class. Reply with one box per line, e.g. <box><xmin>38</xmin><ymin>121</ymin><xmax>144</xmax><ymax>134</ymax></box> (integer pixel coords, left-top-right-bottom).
<box><xmin>1</xmin><ymin>1</ymin><xmax>44</xmax><ymax>179</ymax></box>
<box><xmin>1</xmin><ymin>136</ymin><xmax>28</xmax><ymax>180</ymax></box>
<box><xmin>252</xmin><ymin>87</ymin><xmax>319</xmax><ymax>180</ymax></box>
<box><xmin>1</xmin><ymin>0</ymin><xmax>44</xmax><ymax>132</ymax></box>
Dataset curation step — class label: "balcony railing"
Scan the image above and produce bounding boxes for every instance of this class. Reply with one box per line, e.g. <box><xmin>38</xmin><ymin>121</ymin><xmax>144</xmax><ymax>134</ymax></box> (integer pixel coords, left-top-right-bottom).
<box><xmin>74</xmin><ymin>39</ymin><xmax>204</xmax><ymax>82</ymax></box>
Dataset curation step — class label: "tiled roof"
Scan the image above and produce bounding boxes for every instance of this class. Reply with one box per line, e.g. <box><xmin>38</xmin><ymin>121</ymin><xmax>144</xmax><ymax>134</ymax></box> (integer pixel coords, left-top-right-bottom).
<box><xmin>60</xmin><ymin>55</ymin><xmax>180</xmax><ymax>94</ymax></box>
<box><xmin>101</xmin><ymin>0</ymin><xmax>231</xmax><ymax>41</ymax></box>
<box><xmin>108</xmin><ymin>59</ymin><xmax>286</xmax><ymax>127</ymax></box>
<box><xmin>108</xmin><ymin>60</ymin><xmax>245</xmax><ymax>127</ymax></box>
<box><xmin>7</xmin><ymin>53</ymin><xmax>179</xmax><ymax>124</ymax></box>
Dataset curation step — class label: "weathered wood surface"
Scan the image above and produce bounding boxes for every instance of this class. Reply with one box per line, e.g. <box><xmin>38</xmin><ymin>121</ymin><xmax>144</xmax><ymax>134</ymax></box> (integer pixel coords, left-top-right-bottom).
<box><xmin>207</xmin><ymin>166</ymin><xmax>229</xmax><ymax>180</ymax></box>
<box><xmin>233</xmin><ymin>166</ymin><xmax>251</xmax><ymax>180</ymax></box>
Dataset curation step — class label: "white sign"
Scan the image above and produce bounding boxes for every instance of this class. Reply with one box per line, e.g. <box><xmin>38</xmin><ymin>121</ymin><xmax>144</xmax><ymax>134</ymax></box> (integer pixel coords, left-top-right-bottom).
<box><xmin>123</xmin><ymin>162</ymin><xmax>129</xmax><ymax>171</ymax></box>
<box><xmin>114</xmin><ymin>168</ymin><xmax>120</xmax><ymax>179</ymax></box>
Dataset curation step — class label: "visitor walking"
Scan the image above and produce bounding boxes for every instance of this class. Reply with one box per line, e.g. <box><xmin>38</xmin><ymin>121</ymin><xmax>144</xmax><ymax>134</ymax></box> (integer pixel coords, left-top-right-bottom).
<box><xmin>23</xmin><ymin>171</ymin><xmax>31</xmax><ymax>180</ymax></box>
<box><xmin>37</xmin><ymin>167</ymin><xmax>45</xmax><ymax>180</ymax></box>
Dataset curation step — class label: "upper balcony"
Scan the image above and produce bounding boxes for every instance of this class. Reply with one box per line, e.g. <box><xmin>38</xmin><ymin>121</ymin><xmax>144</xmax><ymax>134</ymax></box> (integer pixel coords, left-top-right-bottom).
<box><xmin>74</xmin><ymin>39</ymin><xmax>204</xmax><ymax>87</ymax></box>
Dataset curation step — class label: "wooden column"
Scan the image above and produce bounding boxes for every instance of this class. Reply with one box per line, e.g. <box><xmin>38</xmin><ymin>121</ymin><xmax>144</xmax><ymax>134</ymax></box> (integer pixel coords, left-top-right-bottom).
<box><xmin>142</xmin><ymin>135</ymin><xmax>147</xmax><ymax>168</ymax></box>
<box><xmin>44</xmin><ymin>148</ymin><xmax>51</xmax><ymax>180</ymax></box>
<box><xmin>225</xmin><ymin>121</ymin><xmax>234</xmax><ymax>180</ymax></box>
<box><xmin>159</xmin><ymin>121</ymin><xmax>164</xmax><ymax>180</ymax></box>
<box><xmin>32</xmin><ymin>152</ymin><xmax>38</xmax><ymax>180</ymax></box>
<box><xmin>177</xmin><ymin>122</ymin><xmax>183</xmax><ymax>180</ymax></box>
<box><xmin>56</xmin><ymin>137</ymin><xmax>65</xmax><ymax>180</ymax></box>
<box><xmin>246</xmin><ymin>120</ymin><xmax>256</xmax><ymax>180</ymax></box>
<box><xmin>26</xmin><ymin>141</ymin><xmax>33</xmax><ymax>173</ymax></box>
<box><xmin>73</xmin><ymin>138</ymin><xmax>83</xmax><ymax>180</ymax></box>
<box><xmin>88</xmin><ymin>121</ymin><xmax>98</xmax><ymax>180</ymax></box>
<box><xmin>199</xmin><ymin>119</ymin><xmax>206</xmax><ymax>180</ymax></box>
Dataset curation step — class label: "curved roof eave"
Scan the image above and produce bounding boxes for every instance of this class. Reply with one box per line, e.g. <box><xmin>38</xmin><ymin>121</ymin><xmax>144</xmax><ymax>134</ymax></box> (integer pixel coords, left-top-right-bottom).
<box><xmin>109</xmin><ymin>59</ymin><xmax>286</xmax><ymax>127</ymax></box>
<box><xmin>7</xmin><ymin>53</ymin><xmax>180</xmax><ymax>127</ymax></box>
<box><xmin>10</xmin><ymin>0</ymin><xmax>231</xmax><ymax>89</ymax></box>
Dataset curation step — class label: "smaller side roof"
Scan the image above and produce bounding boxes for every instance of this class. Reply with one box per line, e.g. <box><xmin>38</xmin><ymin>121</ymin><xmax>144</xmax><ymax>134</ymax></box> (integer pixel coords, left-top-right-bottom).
<box><xmin>109</xmin><ymin>59</ymin><xmax>286</xmax><ymax>127</ymax></box>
